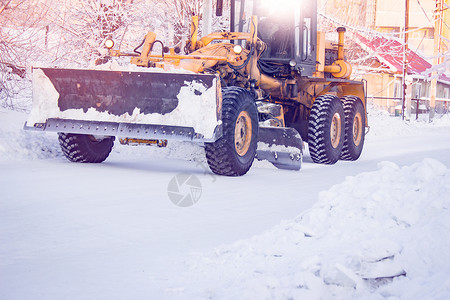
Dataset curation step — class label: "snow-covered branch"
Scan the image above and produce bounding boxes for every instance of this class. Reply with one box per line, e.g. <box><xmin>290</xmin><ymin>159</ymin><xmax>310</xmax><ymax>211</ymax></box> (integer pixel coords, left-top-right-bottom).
<box><xmin>0</xmin><ymin>0</ymin><xmax>51</xmax><ymax>109</ymax></box>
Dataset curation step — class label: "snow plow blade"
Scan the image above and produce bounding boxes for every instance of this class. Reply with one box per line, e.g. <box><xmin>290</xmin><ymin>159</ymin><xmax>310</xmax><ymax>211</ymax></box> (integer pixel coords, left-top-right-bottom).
<box><xmin>256</xmin><ymin>127</ymin><xmax>303</xmax><ymax>170</ymax></box>
<box><xmin>25</xmin><ymin>68</ymin><xmax>221</xmax><ymax>141</ymax></box>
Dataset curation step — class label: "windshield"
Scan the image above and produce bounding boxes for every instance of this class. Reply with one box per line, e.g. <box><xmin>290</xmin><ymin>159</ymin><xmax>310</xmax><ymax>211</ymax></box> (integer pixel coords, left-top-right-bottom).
<box><xmin>254</xmin><ymin>0</ymin><xmax>296</xmax><ymax>59</ymax></box>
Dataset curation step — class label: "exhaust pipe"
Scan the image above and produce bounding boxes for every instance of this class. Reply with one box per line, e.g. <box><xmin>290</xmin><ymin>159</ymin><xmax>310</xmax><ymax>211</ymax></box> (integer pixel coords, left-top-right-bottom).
<box><xmin>324</xmin><ymin>27</ymin><xmax>352</xmax><ymax>79</ymax></box>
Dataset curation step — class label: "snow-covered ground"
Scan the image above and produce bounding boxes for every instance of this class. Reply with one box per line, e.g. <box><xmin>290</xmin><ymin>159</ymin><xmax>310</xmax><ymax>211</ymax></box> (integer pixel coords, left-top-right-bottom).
<box><xmin>1</xmin><ymin>107</ymin><xmax>450</xmax><ymax>299</ymax></box>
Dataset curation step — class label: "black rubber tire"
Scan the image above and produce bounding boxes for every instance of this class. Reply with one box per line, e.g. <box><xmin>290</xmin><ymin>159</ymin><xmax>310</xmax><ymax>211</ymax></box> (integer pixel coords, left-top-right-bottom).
<box><xmin>58</xmin><ymin>133</ymin><xmax>115</xmax><ymax>163</ymax></box>
<box><xmin>308</xmin><ymin>94</ymin><xmax>345</xmax><ymax>164</ymax></box>
<box><xmin>340</xmin><ymin>96</ymin><xmax>366</xmax><ymax>161</ymax></box>
<box><xmin>205</xmin><ymin>87</ymin><xmax>258</xmax><ymax>176</ymax></box>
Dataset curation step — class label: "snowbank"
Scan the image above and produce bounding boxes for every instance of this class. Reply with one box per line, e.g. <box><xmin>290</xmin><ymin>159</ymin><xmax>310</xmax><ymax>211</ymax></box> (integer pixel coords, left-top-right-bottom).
<box><xmin>174</xmin><ymin>158</ymin><xmax>450</xmax><ymax>299</ymax></box>
<box><xmin>0</xmin><ymin>108</ymin><xmax>62</xmax><ymax>161</ymax></box>
<box><xmin>1</xmin><ymin>104</ymin><xmax>450</xmax><ymax>299</ymax></box>
<box><xmin>367</xmin><ymin>107</ymin><xmax>450</xmax><ymax>138</ymax></box>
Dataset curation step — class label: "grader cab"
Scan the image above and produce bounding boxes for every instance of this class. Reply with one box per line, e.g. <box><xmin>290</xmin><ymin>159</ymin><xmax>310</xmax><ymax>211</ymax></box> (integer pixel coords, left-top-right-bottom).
<box><xmin>25</xmin><ymin>0</ymin><xmax>367</xmax><ymax>176</ymax></box>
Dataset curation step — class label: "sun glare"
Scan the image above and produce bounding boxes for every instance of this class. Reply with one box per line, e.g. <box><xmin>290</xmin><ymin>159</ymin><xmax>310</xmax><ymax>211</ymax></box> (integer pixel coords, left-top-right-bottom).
<box><xmin>258</xmin><ymin>0</ymin><xmax>300</xmax><ymax>17</ymax></box>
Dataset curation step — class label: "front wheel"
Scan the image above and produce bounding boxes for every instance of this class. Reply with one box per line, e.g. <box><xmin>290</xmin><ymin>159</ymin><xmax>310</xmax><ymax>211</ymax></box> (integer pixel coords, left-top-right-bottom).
<box><xmin>308</xmin><ymin>94</ymin><xmax>345</xmax><ymax>164</ymax></box>
<box><xmin>205</xmin><ymin>87</ymin><xmax>258</xmax><ymax>176</ymax></box>
<box><xmin>340</xmin><ymin>96</ymin><xmax>366</xmax><ymax>161</ymax></box>
<box><xmin>58</xmin><ymin>133</ymin><xmax>115</xmax><ymax>163</ymax></box>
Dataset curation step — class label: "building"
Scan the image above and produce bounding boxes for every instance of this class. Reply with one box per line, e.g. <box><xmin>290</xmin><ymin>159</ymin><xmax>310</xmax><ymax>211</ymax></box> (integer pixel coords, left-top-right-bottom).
<box><xmin>374</xmin><ymin>0</ymin><xmax>438</xmax><ymax>57</ymax></box>
<box><xmin>352</xmin><ymin>33</ymin><xmax>450</xmax><ymax>115</ymax></box>
<box><xmin>320</xmin><ymin>0</ymin><xmax>450</xmax><ymax>116</ymax></box>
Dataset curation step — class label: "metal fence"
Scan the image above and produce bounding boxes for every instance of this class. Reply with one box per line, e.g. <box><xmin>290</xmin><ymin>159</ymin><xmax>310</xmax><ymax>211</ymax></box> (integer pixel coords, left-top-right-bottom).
<box><xmin>369</xmin><ymin>96</ymin><xmax>450</xmax><ymax>119</ymax></box>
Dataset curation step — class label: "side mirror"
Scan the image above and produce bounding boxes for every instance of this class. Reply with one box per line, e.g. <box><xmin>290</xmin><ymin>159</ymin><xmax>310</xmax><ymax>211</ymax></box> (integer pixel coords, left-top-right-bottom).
<box><xmin>216</xmin><ymin>0</ymin><xmax>223</xmax><ymax>16</ymax></box>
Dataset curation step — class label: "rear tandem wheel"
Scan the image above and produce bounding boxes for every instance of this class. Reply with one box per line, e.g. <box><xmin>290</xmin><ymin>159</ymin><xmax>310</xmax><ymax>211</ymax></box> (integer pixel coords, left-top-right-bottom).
<box><xmin>340</xmin><ymin>95</ymin><xmax>366</xmax><ymax>161</ymax></box>
<box><xmin>307</xmin><ymin>94</ymin><xmax>345</xmax><ymax>164</ymax></box>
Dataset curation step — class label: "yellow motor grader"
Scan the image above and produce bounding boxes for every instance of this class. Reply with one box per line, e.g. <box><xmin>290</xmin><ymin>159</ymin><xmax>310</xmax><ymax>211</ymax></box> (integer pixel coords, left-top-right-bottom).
<box><xmin>25</xmin><ymin>0</ymin><xmax>367</xmax><ymax>176</ymax></box>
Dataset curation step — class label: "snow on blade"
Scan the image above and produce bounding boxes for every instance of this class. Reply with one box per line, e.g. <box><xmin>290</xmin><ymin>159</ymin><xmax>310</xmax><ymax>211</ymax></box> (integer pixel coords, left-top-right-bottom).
<box><xmin>175</xmin><ymin>158</ymin><xmax>450</xmax><ymax>299</ymax></box>
<box><xmin>257</xmin><ymin>141</ymin><xmax>302</xmax><ymax>153</ymax></box>
<box><xmin>27</xmin><ymin>68</ymin><xmax>220</xmax><ymax>140</ymax></box>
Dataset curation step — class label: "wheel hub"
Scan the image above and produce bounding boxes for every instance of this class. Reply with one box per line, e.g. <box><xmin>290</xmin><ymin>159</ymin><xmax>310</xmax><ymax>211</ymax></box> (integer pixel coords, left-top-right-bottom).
<box><xmin>353</xmin><ymin>112</ymin><xmax>363</xmax><ymax>146</ymax></box>
<box><xmin>330</xmin><ymin>112</ymin><xmax>342</xmax><ymax>148</ymax></box>
<box><xmin>234</xmin><ymin>111</ymin><xmax>252</xmax><ymax>156</ymax></box>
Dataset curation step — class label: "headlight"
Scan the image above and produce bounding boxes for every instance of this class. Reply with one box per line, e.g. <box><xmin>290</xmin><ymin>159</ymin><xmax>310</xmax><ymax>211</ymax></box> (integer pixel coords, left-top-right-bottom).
<box><xmin>105</xmin><ymin>39</ymin><xmax>115</xmax><ymax>49</ymax></box>
<box><xmin>233</xmin><ymin>45</ymin><xmax>243</xmax><ymax>55</ymax></box>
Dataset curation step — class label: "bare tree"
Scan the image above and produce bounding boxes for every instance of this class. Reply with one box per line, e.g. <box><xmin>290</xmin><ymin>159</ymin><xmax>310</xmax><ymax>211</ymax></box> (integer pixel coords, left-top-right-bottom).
<box><xmin>151</xmin><ymin>0</ymin><xmax>202</xmax><ymax>48</ymax></box>
<box><xmin>0</xmin><ymin>0</ymin><xmax>51</xmax><ymax>109</ymax></box>
<box><xmin>43</xmin><ymin>0</ymin><xmax>135</xmax><ymax>66</ymax></box>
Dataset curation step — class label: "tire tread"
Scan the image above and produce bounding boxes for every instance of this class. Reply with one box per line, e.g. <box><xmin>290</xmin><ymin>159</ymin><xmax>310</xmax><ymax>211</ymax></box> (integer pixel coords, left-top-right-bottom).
<box><xmin>58</xmin><ymin>133</ymin><xmax>114</xmax><ymax>163</ymax></box>
<box><xmin>205</xmin><ymin>87</ymin><xmax>258</xmax><ymax>176</ymax></box>
<box><xmin>308</xmin><ymin>94</ymin><xmax>345</xmax><ymax>164</ymax></box>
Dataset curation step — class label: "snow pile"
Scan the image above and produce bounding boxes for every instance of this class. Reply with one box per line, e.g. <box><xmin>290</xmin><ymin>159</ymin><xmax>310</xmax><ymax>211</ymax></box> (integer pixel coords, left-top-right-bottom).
<box><xmin>432</xmin><ymin>113</ymin><xmax>450</xmax><ymax>127</ymax></box>
<box><xmin>367</xmin><ymin>107</ymin><xmax>450</xmax><ymax>138</ymax></box>
<box><xmin>176</xmin><ymin>158</ymin><xmax>450</xmax><ymax>299</ymax></box>
<box><xmin>0</xmin><ymin>108</ymin><xmax>62</xmax><ymax>161</ymax></box>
